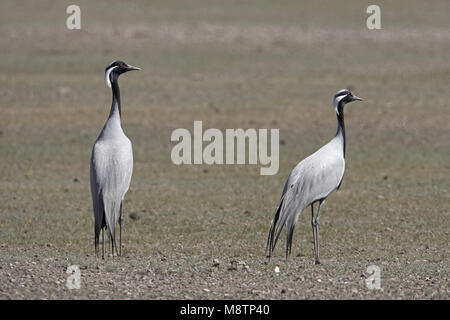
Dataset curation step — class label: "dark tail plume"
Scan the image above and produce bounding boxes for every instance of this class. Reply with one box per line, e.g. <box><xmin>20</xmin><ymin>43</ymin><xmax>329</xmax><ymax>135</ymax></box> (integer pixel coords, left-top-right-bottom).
<box><xmin>266</xmin><ymin>198</ymin><xmax>284</xmax><ymax>259</ymax></box>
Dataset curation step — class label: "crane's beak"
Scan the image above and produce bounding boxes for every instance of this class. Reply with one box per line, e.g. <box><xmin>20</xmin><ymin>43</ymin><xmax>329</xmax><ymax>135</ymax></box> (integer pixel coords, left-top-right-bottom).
<box><xmin>352</xmin><ymin>95</ymin><xmax>363</xmax><ymax>101</ymax></box>
<box><xmin>126</xmin><ymin>65</ymin><xmax>141</xmax><ymax>71</ymax></box>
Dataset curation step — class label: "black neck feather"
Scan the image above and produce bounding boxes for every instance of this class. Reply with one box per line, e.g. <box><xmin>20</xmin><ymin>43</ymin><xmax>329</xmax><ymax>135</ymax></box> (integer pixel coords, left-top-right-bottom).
<box><xmin>109</xmin><ymin>74</ymin><xmax>121</xmax><ymax>118</ymax></box>
<box><xmin>336</xmin><ymin>103</ymin><xmax>346</xmax><ymax>158</ymax></box>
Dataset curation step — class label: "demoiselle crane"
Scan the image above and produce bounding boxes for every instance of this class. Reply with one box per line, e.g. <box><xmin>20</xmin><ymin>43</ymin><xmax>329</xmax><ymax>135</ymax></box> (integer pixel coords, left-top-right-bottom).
<box><xmin>266</xmin><ymin>89</ymin><xmax>363</xmax><ymax>264</ymax></box>
<box><xmin>90</xmin><ymin>60</ymin><xmax>140</xmax><ymax>259</ymax></box>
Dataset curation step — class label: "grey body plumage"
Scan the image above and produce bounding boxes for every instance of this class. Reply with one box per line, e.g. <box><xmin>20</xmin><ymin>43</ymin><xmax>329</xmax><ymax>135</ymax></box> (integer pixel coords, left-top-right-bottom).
<box><xmin>267</xmin><ymin>89</ymin><xmax>362</xmax><ymax>264</ymax></box>
<box><xmin>90</xmin><ymin>60</ymin><xmax>140</xmax><ymax>258</ymax></box>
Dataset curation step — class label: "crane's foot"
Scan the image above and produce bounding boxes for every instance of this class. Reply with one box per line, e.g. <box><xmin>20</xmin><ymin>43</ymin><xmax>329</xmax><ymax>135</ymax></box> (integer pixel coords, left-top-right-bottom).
<box><xmin>315</xmin><ymin>259</ymin><xmax>321</xmax><ymax>265</ymax></box>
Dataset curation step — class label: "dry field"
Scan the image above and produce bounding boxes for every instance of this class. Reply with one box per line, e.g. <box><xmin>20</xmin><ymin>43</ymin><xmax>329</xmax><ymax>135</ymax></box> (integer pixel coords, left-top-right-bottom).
<box><xmin>0</xmin><ymin>0</ymin><xmax>449</xmax><ymax>299</ymax></box>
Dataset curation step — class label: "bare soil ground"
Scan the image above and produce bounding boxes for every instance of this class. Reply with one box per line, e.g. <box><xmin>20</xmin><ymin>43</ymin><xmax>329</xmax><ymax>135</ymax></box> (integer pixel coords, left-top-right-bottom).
<box><xmin>0</xmin><ymin>0</ymin><xmax>449</xmax><ymax>299</ymax></box>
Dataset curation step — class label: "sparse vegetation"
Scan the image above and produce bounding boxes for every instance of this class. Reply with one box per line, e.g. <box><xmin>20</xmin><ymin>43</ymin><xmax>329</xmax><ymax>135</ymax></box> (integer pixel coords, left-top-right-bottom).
<box><xmin>0</xmin><ymin>0</ymin><xmax>449</xmax><ymax>299</ymax></box>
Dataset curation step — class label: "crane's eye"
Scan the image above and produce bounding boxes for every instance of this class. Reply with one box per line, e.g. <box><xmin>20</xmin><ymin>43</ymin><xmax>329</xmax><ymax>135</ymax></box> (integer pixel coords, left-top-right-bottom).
<box><xmin>119</xmin><ymin>63</ymin><xmax>124</xmax><ymax>67</ymax></box>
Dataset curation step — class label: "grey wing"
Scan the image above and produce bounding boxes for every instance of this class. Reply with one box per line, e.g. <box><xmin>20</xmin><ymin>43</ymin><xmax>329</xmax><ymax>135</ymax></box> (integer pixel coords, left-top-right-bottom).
<box><xmin>90</xmin><ymin>144</ymin><xmax>105</xmax><ymax>233</ymax></box>
<box><xmin>305</xmin><ymin>154</ymin><xmax>345</xmax><ymax>202</ymax></box>
<box><xmin>91</xmin><ymin>140</ymin><xmax>133</xmax><ymax>237</ymax></box>
<box><xmin>97</xmin><ymin>142</ymin><xmax>133</xmax><ymax>201</ymax></box>
<box><xmin>267</xmin><ymin>153</ymin><xmax>345</xmax><ymax>257</ymax></box>
<box><xmin>266</xmin><ymin>162</ymin><xmax>309</xmax><ymax>256</ymax></box>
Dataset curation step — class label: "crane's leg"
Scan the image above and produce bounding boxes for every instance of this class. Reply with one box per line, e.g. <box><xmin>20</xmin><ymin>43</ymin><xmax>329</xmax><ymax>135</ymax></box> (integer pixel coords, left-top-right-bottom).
<box><xmin>315</xmin><ymin>199</ymin><xmax>325</xmax><ymax>225</ymax></box>
<box><xmin>313</xmin><ymin>199</ymin><xmax>326</xmax><ymax>265</ymax></box>
<box><xmin>111</xmin><ymin>231</ymin><xmax>114</xmax><ymax>259</ymax></box>
<box><xmin>101</xmin><ymin>228</ymin><xmax>105</xmax><ymax>260</ymax></box>
<box><xmin>94</xmin><ymin>225</ymin><xmax>101</xmax><ymax>259</ymax></box>
<box><xmin>119</xmin><ymin>202</ymin><xmax>123</xmax><ymax>257</ymax></box>
<box><xmin>111</xmin><ymin>228</ymin><xmax>118</xmax><ymax>259</ymax></box>
<box><xmin>108</xmin><ymin>230</ymin><xmax>111</xmax><ymax>255</ymax></box>
<box><xmin>311</xmin><ymin>203</ymin><xmax>318</xmax><ymax>264</ymax></box>
<box><xmin>94</xmin><ymin>236</ymin><xmax>99</xmax><ymax>259</ymax></box>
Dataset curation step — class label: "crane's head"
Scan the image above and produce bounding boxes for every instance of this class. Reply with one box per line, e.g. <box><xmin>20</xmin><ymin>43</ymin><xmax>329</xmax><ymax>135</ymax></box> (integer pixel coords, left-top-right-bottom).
<box><xmin>332</xmin><ymin>89</ymin><xmax>363</xmax><ymax>115</ymax></box>
<box><xmin>104</xmin><ymin>60</ymin><xmax>141</xmax><ymax>88</ymax></box>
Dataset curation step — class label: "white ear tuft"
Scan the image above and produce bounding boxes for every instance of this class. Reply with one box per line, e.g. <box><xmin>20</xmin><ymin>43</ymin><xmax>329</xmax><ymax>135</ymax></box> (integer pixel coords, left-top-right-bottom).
<box><xmin>333</xmin><ymin>95</ymin><xmax>346</xmax><ymax>115</ymax></box>
<box><xmin>104</xmin><ymin>66</ymin><xmax>118</xmax><ymax>88</ymax></box>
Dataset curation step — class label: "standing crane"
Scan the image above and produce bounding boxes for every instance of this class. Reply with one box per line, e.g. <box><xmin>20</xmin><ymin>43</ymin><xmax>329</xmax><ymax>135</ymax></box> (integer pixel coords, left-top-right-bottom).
<box><xmin>266</xmin><ymin>89</ymin><xmax>363</xmax><ymax>264</ymax></box>
<box><xmin>90</xmin><ymin>60</ymin><xmax>140</xmax><ymax>259</ymax></box>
